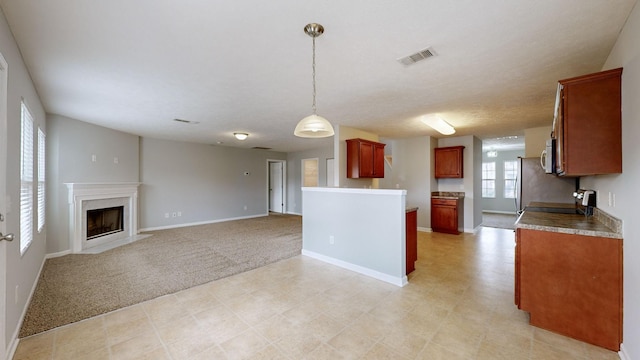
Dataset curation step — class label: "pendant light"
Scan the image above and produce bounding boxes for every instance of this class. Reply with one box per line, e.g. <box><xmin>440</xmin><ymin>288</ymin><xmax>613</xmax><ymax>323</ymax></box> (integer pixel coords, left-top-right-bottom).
<box><xmin>294</xmin><ymin>23</ymin><xmax>335</xmax><ymax>138</ymax></box>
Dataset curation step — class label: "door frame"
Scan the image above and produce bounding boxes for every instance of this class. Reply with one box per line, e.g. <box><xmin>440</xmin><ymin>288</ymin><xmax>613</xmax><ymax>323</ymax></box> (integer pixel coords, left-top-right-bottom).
<box><xmin>0</xmin><ymin>51</ymin><xmax>9</xmax><ymax>360</ymax></box>
<box><xmin>266</xmin><ymin>159</ymin><xmax>286</xmax><ymax>214</ymax></box>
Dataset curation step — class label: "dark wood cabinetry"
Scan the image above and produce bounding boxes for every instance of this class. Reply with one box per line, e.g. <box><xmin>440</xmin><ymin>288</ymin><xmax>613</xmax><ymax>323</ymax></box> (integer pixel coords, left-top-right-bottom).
<box><xmin>554</xmin><ymin>68</ymin><xmax>622</xmax><ymax>176</ymax></box>
<box><xmin>431</xmin><ymin>197</ymin><xmax>463</xmax><ymax>234</ymax></box>
<box><xmin>515</xmin><ymin>228</ymin><xmax>622</xmax><ymax>351</ymax></box>
<box><xmin>346</xmin><ymin>138</ymin><xmax>386</xmax><ymax>178</ymax></box>
<box><xmin>406</xmin><ymin>209</ymin><xmax>418</xmax><ymax>274</ymax></box>
<box><xmin>434</xmin><ymin>146</ymin><xmax>464</xmax><ymax>178</ymax></box>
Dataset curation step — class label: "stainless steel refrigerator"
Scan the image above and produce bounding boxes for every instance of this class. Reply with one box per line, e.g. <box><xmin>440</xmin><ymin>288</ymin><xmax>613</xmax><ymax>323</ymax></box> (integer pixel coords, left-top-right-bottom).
<box><xmin>516</xmin><ymin>157</ymin><xmax>577</xmax><ymax>212</ymax></box>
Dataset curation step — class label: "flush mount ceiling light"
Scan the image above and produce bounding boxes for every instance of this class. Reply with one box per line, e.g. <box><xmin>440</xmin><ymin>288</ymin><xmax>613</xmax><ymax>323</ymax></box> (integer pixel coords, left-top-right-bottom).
<box><xmin>421</xmin><ymin>115</ymin><xmax>456</xmax><ymax>135</ymax></box>
<box><xmin>294</xmin><ymin>23</ymin><xmax>334</xmax><ymax>138</ymax></box>
<box><xmin>233</xmin><ymin>132</ymin><xmax>249</xmax><ymax>140</ymax></box>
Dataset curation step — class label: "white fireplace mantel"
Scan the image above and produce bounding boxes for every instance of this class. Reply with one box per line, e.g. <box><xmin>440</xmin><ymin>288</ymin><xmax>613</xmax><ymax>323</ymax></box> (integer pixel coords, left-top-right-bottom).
<box><xmin>65</xmin><ymin>182</ymin><xmax>141</xmax><ymax>253</ymax></box>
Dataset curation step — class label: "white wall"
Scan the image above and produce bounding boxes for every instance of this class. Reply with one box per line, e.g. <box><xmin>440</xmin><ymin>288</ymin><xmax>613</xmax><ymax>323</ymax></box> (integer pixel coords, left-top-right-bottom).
<box><xmin>0</xmin><ymin>7</ymin><xmax>47</xmax><ymax>356</ymax></box>
<box><xmin>301</xmin><ymin>187</ymin><xmax>407</xmax><ymax>286</ymax></box>
<box><xmin>139</xmin><ymin>137</ymin><xmax>286</xmax><ymax>230</ymax></box>
<box><xmin>580</xmin><ymin>2</ymin><xmax>640</xmax><ymax>358</ymax></box>
<box><xmin>285</xmin><ymin>145</ymin><xmax>333</xmax><ymax>215</ymax></box>
<box><xmin>46</xmin><ymin>114</ymin><xmax>140</xmax><ymax>253</ymax></box>
<box><xmin>379</xmin><ymin>136</ymin><xmax>435</xmax><ymax>230</ymax></box>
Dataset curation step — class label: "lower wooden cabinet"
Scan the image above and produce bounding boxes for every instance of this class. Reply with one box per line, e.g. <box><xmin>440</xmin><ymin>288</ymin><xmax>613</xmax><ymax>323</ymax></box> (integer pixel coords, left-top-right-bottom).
<box><xmin>431</xmin><ymin>197</ymin><xmax>463</xmax><ymax>234</ymax></box>
<box><xmin>515</xmin><ymin>228</ymin><xmax>622</xmax><ymax>351</ymax></box>
<box><xmin>406</xmin><ymin>209</ymin><xmax>418</xmax><ymax>274</ymax></box>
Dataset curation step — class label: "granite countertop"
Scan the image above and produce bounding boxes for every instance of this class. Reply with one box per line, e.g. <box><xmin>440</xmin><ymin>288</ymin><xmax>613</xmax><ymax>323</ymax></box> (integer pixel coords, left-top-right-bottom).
<box><xmin>515</xmin><ymin>205</ymin><xmax>622</xmax><ymax>239</ymax></box>
<box><xmin>431</xmin><ymin>191</ymin><xmax>465</xmax><ymax>199</ymax></box>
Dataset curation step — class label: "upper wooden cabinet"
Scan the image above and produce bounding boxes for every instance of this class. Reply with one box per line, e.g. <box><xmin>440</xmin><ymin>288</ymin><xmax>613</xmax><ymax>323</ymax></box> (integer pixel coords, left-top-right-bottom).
<box><xmin>554</xmin><ymin>68</ymin><xmax>622</xmax><ymax>176</ymax></box>
<box><xmin>346</xmin><ymin>138</ymin><xmax>386</xmax><ymax>178</ymax></box>
<box><xmin>434</xmin><ymin>146</ymin><xmax>465</xmax><ymax>178</ymax></box>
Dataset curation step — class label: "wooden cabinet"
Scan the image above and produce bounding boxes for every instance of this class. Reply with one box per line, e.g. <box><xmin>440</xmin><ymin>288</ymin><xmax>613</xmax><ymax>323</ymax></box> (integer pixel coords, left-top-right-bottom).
<box><xmin>406</xmin><ymin>209</ymin><xmax>418</xmax><ymax>274</ymax></box>
<box><xmin>434</xmin><ymin>146</ymin><xmax>464</xmax><ymax>178</ymax></box>
<box><xmin>431</xmin><ymin>197</ymin><xmax>463</xmax><ymax>234</ymax></box>
<box><xmin>554</xmin><ymin>68</ymin><xmax>622</xmax><ymax>176</ymax></box>
<box><xmin>515</xmin><ymin>228</ymin><xmax>622</xmax><ymax>351</ymax></box>
<box><xmin>346</xmin><ymin>138</ymin><xmax>386</xmax><ymax>178</ymax></box>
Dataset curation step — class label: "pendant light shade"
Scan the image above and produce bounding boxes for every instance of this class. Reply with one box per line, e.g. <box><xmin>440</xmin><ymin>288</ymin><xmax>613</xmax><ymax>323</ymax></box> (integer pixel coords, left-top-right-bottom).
<box><xmin>295</xmin><ymin>23</ymin><xmax>334</xmax><ymax>138</ymax></box>
<box><xmin>294</xmin><ymin>114</ymin><xmax>334</xmax><ymax>137</ymax></box>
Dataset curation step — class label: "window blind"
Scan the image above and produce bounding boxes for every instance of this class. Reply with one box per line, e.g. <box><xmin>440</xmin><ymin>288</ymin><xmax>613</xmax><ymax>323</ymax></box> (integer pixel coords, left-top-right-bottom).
<box><xmin>37</xmin><ymin>127</ymin><xmax>45</xmax><ymax>232</ymax></box>
<box><xmin>20</xmin><ymin>102</ymin><xmax>34</xmax><ymax>254</ymax></box>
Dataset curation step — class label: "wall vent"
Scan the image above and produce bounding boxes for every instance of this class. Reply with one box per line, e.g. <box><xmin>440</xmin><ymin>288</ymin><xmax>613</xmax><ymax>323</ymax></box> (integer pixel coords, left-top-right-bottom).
<box><xmin>397</xmin><ymin>47</ymin><xmax>437</xmax><ymax>66</ymax></box>
<box><xmin>252</xmin><ymin>146</ymin><xmax>272</xmax><ymax>150</ymax></box>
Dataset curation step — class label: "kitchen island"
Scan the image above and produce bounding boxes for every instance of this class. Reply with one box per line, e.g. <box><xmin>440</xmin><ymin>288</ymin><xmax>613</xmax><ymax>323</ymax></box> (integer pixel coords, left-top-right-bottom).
<box><xmin>301</xmin><ymin>187</ymin><xmax>409</xmax><ymax>286</ymax></box>
<box><xmin>514</xmin><ymin>205</ymin><xmax>622</xmax><ymax>351</ymax></box>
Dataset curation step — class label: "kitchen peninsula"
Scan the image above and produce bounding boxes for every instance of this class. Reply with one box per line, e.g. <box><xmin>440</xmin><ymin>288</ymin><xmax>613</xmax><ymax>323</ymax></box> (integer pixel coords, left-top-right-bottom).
<box><xmin>301</xmin><ymin>187</ymin><xmax>409</xmax><ymax>286</ymax></box>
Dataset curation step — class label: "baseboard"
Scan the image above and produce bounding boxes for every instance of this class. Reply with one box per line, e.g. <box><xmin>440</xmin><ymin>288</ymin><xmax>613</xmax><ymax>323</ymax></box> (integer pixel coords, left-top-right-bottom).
<box><xmin>7</xmin><ymin>252</ymin><xmax>48</xmax><ymax>360</ymax></box>
<box><xmin>482</xmin><ymin>210</ymin><xmax>518</xmax><ymax>215</ymax></box>
<box><xmin>139</xmin><ymin>213</ymin><xmax>268</xmax><ymax>232</ymax></box>
<box><xmin>286</xmin><ymin>211</ymin><xmax>302</xmax><ymax>216</ymax></box>
<box><xmin>46</xmin><ymin>249</ymin><xmax>71</xmax><ymax>259</ymax></box>
<box><xmin>301</xmin><ymin>249</ymin><xmax>407</xmax><ymax>287</ymax></box>
<box><xmin>417</xmin><ymin>226</ymin><xmax>431</xmax><ymax>233</ymax></box>
<box><xmin>619</xmin><ymin>343</ymin><xmax>630</xmax><ymax>360</ymax></box>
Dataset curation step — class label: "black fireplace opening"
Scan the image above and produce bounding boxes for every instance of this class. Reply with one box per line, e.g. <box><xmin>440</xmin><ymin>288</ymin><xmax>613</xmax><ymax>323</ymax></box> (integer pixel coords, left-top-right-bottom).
<box><xmin>87</xmin><ymin>206</ymin><xmax>124</xmax><ymax>240</ymax></box>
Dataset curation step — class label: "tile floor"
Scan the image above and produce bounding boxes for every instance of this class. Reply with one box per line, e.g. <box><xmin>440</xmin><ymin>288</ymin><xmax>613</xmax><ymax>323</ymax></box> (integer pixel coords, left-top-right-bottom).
<box><xmin>13</xmin><ymin>227</ymin><xmax>620</xmax><ymax>359</ymax></box>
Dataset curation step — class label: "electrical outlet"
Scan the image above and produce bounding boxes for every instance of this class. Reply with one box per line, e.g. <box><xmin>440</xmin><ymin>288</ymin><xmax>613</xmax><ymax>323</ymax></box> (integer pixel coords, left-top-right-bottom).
<box><xmin>329</xmin><ymin>235</ymin><xmax>335</xmax><ymax>245</ymax></box>
<box><xmin>243</xmin><ymin>205</ymin><xmax>247</xmax><ymax>211</ymax></box>
<box><xmin>177</xmin><ymin>211</ymin><xmax>182</xmax><ymax>217</ymax></box>
<box><xmin>15</xmin><ymin>285</ymin><xmax>19</xmax><ymax>304</ymax></box>
<box><xmin>608</xmin><ymin>192</ymin><xmax>612</xmax><ymax>207</ymax></box>
<box><xmin>164</xmin><ymin>213</ymin><xmax>169</xmax><ymax>218</ymax></box>
<box><xmin>91</xmin><ymin>154</ymin><xmax>97</xmax><ymax>162</ymax></box>
<box><xmin>113</xmin><ymin>157</ymin><xmax>119</xmax><ymax>164</ymax></box>
<box><xmin>612</xmin><ymin>193</ymin><xmax>616</xmax><ymax>208</ymax></box>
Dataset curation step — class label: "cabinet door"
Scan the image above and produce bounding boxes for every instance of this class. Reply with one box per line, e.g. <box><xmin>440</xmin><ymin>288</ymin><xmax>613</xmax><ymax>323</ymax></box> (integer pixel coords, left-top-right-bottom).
<box><xmin>519</xmin><ymin>229</ymin><xmax>622</xmax><ymax>351</ymax></box>
<box><xmin>373</xmin><ymin>143</ymin><xmax>385</xmax><ymax>177</ymax></box>
<box><xmin>557</xmin><ymin>68</ymin><xmax>622</xmax><ymax>176</ymax></box>
<box><xmin>434</xmin><ymin>146</ymin><xmax>464</xmax><ymax>178</ymax></box>
<box><xmin>431</xmin><ymin>204</ymin><xmax>458</xmax><ymax>234</ymax></box>
<box><xmin>359</xmin><ymin>142</ymin><xmax>374</xmax><ymax>177</ymax></box>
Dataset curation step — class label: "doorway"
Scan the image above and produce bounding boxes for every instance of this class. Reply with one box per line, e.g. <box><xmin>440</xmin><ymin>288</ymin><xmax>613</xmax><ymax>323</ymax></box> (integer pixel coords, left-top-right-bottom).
<box><xmin>268</xmin><ymin>160</ymin><xmax>286</xmax><ymax>213</ymax></box>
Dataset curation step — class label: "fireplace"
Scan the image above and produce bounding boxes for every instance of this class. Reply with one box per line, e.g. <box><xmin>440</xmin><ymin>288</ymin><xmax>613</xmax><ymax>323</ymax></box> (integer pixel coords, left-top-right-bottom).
<box><xmin>87</xmin><ymin>206</ymin><xmax>124</xmax><ymax>240</ymax></box>
<box><xmin>66</xmin><ymin>182</ymin><xmax>140</xmax><ymax>253</ymax></box>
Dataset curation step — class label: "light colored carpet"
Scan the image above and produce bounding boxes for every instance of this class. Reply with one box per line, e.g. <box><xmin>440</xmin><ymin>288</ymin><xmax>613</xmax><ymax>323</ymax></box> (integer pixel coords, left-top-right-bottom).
<box><xmin>19</xmin><ymin>214</ymin><xmax>302</xmax><ymax>338</ymax></box>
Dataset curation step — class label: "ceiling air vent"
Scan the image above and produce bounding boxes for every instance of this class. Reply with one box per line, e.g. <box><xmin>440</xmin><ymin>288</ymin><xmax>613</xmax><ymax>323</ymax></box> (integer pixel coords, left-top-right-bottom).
<box><xmin>252</xmin><ymin>147</ymin><xmax>272</xmax><ymax>150</ymax></box>
<box><xmin>397</xmin><ymin>47</ymin><xmax>437</xmax><ymax>66</ymax></box>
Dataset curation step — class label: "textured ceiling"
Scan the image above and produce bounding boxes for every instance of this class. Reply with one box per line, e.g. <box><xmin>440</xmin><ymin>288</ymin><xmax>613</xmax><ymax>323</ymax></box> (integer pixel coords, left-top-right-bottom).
<box><xmin>0</xmin><ymin>0</ymin><xmax>636</xmax><ymax>152</ymax></box>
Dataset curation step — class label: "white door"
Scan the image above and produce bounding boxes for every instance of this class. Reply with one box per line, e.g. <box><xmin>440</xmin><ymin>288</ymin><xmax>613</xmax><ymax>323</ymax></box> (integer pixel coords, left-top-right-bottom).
<box><xmin>269</xmin><ymin>162</ymin><xmax>283</xmax><ymax>213</ymax></box>
<box><xmin>0</xmin><ymin>52</ymin><xmax>9</xmax><ymax>360</ymax></box>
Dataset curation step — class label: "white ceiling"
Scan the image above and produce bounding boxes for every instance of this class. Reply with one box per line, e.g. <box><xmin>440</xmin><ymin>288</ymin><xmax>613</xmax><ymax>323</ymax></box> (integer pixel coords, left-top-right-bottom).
<box><xmin>0</xmin><ymin>0</ymin><xmax>636</xmax><ymax>153</ymax></box>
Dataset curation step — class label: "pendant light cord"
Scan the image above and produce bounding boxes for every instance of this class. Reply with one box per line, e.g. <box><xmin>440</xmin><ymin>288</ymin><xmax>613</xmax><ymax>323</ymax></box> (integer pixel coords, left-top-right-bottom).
<box><xmin>312</xmin><ymin>35</ymin><xmax>317</xmax><ymax>115</ymax></box>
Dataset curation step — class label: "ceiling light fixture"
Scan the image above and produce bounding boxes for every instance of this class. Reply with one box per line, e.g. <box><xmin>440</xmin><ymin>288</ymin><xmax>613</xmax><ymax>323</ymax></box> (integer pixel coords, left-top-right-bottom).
<box><xmin>233</xmin><ymin>132</ymin><xmax>249</xmax><ymax>140</ymax></box>
<box><xmin>294</xmin><ymin>23</ymin><xmax>334</xmax><ymax>138</ymax></box>
<box><xmin>421</xmin><ymin>115</ymin><xmax>456</xmax><ymax>135</ymax></box>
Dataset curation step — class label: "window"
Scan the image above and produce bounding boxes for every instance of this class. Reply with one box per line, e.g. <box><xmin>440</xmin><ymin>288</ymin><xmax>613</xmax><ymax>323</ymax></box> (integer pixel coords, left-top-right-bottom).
<box><xmin>20</xmin><ymin>101</ymin><xmax>34</xmax><ymax>254</ymax></box>
<box><xmin>482</xmin><ymin>162</ymin><xmax>495</xmax><ymax>198</ymax></box>
<box><xmin>504</xmin><ymin>160</ymin><xmax>518</xmax><ymax>199</ymax></box>
<box><xmin>37</xmin><ymin>127</ymin><xmax>46</xmax><ymax>232</ymax></box>
<box><xmin>302</xmin><ymin>158</ymin><xmax>319</xmax><ymax>187</ymax></box>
